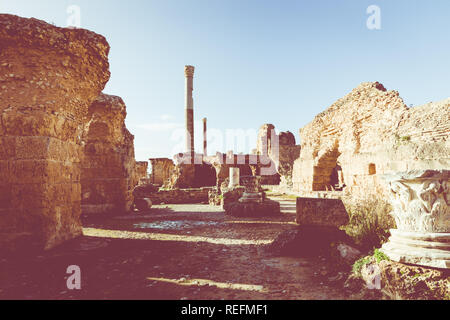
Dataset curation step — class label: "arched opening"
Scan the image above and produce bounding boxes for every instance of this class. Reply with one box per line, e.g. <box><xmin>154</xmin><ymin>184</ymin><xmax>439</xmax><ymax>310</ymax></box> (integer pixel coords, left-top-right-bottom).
<box><xmin>329</xmin><ymin>164</ymin><xmax>345</xmax><ymax>191</ymax></box>
<box><xmin>312</xmin><ymin>147</ymin><xmax>345</xmax><ymax>191</ymax></box>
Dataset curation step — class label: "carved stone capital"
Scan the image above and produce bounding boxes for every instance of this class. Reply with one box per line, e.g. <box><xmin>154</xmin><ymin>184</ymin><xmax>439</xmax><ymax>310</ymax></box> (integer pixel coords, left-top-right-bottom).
<box><xmin>384</xmin><ymin>170</ymin><xmax>450</xmax><ymax>233</ymax></box>
<box><xmin>184</xmin><ymin>65</ymin><xmax>195</xmax><ymax>77</ymax></box>
<box><xmin>381</xmin><ymin>170</ymin><xmax>450</xmax><ymax>269</ymax></box>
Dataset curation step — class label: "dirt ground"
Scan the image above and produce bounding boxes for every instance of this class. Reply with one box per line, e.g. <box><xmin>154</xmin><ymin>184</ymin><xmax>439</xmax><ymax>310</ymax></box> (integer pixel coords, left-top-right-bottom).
<box><xmin>0</xmin><ymin>196</ymin><xmax>364</xmax><ymax>300</ymax></box>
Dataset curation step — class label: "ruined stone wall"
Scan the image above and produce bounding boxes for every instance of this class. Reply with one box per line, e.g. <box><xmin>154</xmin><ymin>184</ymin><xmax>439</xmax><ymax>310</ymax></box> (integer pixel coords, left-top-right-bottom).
<box><xmin>150</xmin><ymin>158</ymin><xmax>174</xmax><ymax>186</ymax></box>
<box><xmin>134</xmin><ymin>186</ymin><xmax>214</xmax><ymax>205</ymax></box>
<box><xmin>80</xmin><ymin>94</ymin><xmax>137</xmax><ymax>215</ymax></box>
<box><xmin>135</xmin><ymin>161</ymin><xmax>149</xmax><ymax>181</ymax></box>
<box><xmin>0</xmin><ymin>14</ymin><xmax>110</xmax><ymax>249</ymax></box>
<box><xmin>256</xmin><ymin>124</ymin><xmax>301</xmax><ymax>187</ymax></box>
<box><xmin>292</xmin><ymin>82</ymin><xmax>450</xmax><ymax>200</ymax></box>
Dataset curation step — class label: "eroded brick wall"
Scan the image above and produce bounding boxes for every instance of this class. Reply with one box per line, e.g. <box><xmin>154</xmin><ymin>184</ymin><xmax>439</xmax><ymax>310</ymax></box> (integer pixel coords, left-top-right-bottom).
<box><xmin>0</xmin><ymin>14</ymin><xmax>110</xmax><ymax>249</ymax></box>
<box><xmin>292</xmin><ymin>82</ymin><xmax>450</xmax><ymax>200</ymax></box>
<box><xmin>81</xmin><ymin>94</ymin><xmax>137</xmax><ymax>215</ymax></box>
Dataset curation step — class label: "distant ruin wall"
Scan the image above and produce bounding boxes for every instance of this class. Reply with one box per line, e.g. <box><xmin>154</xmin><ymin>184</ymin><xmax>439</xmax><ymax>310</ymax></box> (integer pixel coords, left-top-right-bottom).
<box><xmin>150</xmin><ymin>158</ymin><xmax>174</xmax><ymax>186</ymax></box>
<box><xmin>134</xmin><ymin>186</ymin><xmax>214</xmax><ymax>205</ymax></box>
<box><xmin>135</xmin><ymin>161</ymin><xmax>149</xmax><ymax>181</ymax></box>
<box><xmin>256</xmin><ymin>124</ymin><xmax>301</xmax><ymax>188</ymax></box>
<box><xmin>81</xmin><ymin>94</ymin><xmax>137</xmax><ymax>216</ymax></box>
<box><xmin>0</xmin><ymin>14</ymin><xmax>110</xmax><ymax>249</ymax></box>
<box><xmin>292</xmin><ymin>82</ymin><xmax>450</xmax><ymax>200</ymax></box>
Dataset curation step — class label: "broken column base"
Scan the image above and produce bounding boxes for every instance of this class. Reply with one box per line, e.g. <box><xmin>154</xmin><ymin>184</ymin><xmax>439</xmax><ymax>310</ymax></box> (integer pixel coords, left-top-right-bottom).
<box><xmin>381</xmin><ymin>229</ymin><xmax>450</xmax><ymax>269</ymax></box>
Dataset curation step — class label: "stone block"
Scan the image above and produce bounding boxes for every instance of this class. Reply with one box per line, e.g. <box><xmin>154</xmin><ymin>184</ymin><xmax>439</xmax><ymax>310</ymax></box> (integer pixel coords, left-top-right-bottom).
<box><xmin>296</xmin><ymin>197</ymin><xmax>349</xmax><ymax>228</ymax></box>
<box><xmin>225</xmin><ymin>199</ymin><xmax>280</xmax><ymax>217</ymax></box>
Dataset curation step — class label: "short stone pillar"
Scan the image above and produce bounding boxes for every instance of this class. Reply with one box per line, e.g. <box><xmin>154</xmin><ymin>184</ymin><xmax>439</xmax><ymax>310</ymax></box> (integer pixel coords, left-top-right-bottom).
<box><xmin>381</xmin><ymin>170</ymin><xmax>450</xmax><ymax>269</ymax></box>
<box><xmin>229</xmin><ymin>167</ymin><xmax>240</xmax><ymax>188</ymax></box>
<box><xmin>239</xmin><ymin>175</ymin><xmax>263</xmax><ymax>203</ymax></box>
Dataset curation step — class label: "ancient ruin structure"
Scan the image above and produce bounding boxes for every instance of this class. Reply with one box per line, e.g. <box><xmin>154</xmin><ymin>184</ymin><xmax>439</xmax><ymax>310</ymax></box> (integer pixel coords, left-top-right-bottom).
<box><xmin>256</xmin><ymin>124</ymin><xmax>301</xmax><ymax>188</ymax></box>
<box><xmin>292</xmin><ymin>82</ymin><xmax>450</xmax><ymax>201</ymax></box>
<box><xmin>381</xmin><ymin>170</ymin><xmax>450</xmax><ymax>269</ymax></box>
<box><xmin>0</xmin><ymin>14</ymin><xmax>110</xmax><ymax>249</ymax></box>
<box><xmin>80</xmin><ymin>94</ymin><xmax>138</xmax><ymax>215</ymax></box>
<box><xmin>149</xmin><ymin>158</ymin><xmax>174</xmax><ymax>186</ymax></box>
<box><xmin>135</xmin><ymin>161</ymin><xmax>149</xmax><ymax>183</ymax></box>
<box><xmin>225</xmin><ymin>175</ymin><xmax>280</xmax><ymax>217</ymax></box>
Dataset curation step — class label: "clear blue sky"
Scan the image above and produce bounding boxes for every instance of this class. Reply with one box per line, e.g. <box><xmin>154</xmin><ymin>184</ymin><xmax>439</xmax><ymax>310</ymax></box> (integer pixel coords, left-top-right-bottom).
<box><xmin>2</xmin><ymin>1</ymin><xmax>449</xmax><ymax>160</ymax></box>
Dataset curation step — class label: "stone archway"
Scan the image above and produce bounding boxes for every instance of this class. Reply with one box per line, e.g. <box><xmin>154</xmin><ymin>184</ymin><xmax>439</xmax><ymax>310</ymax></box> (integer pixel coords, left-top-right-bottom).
<box><xmin>312</xmin><ymin>148</ymin><xmax>344</xmax><ymax>191</ymax></box>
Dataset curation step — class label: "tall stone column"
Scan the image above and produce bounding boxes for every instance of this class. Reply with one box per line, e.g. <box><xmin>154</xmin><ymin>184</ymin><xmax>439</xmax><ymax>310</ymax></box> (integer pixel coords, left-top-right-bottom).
<box><xmin>203</xmin><ymin>118</ymin><xmax>207</xmax><ymax>156</ymax></box>
<box><xmin>185</xmin><ymin>65</ymin><xmax>195</xmax><ymax>160</ymax></box>
<box><xmin>381</xmin><ymin>170</ymin><xmax>450</xmax><ymax>269</ymax></box>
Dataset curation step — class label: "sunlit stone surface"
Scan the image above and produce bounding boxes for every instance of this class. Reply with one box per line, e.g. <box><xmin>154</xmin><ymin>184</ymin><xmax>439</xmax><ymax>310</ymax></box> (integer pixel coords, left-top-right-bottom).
<box><xmin>381</xmin><ymin>170</ymin><xmax>450</xmax><ymax>269</ymax></box>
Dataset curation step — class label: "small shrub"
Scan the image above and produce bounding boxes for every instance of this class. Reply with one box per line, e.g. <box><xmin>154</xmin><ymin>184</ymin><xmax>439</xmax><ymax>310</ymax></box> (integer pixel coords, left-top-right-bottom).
<box><xmin>373</xmin><ymin>248</ymin><xmax>390</xmax><ymax>263</ymax></box>
<box><xmin>352</xmin><ymin>249</ymin><xmax>389</xmax><ymax>276</ymax></box>
<box><xmin>344</xmin><ymin>198</ymin><xmax>396</xmax><ymax>251</ymax></box>
<box><xmin>352</xmin><ymin>256</ymin><xmax>372</xmax><ymax>276</ymax></box>
<box><xmin>400</xmin><ymin>135</ymin><xmax>411</xmax><ymax>142</ymax></box>
<box><xmin>394</xmin><ymin>133</ymin><xmax>411</xmax><ymax>145</ymax></box>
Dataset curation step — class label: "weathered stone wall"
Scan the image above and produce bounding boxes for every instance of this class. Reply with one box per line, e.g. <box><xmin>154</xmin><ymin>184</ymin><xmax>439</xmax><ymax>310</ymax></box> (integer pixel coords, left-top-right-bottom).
<box><xmin>296</xmin><ymin>198</ymin><xmax>349</xmax><ymax>228</ymax></box>
<box><xmin>134</xmin><ymin>186</ymin><xmax>214</xmax><ymax>205</ymax></box>
<box><xmin>150</xmin><ymin>158</ymin><xmax>174</xmax><ymax>186</ymax></box>
<box><xmin>292</xmin><ymin>82</ymin><xmax>450</xmax><ymax>201</ymax></box>
<box><xmin>256</xmin><ymin>124</ymin><xmax>301</xmax><ymax>188</ymax></box>
<box><xmin>80</xmin><ymin>94</ymin><xmax>137</xmax><ymax>216</ymax></box>
<box><xmin>135</xmin><ymin>161</ymin><xmax>149</xmax><ymax>181</ymax></box>
<box><xmin>0</xmin><ymin>14</ymin><xmax>110</xmax><ymax>249</ymax></box>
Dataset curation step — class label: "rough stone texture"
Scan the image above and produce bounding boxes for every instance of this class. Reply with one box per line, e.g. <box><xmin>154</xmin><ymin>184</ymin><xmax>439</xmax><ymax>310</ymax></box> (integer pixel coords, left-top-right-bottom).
<box><xmin>256</xmin><ymin>124</ymin><xmax>301</xmax><ymax>188</ymax></box>
<box><xmin>208</xmin><ymin>188</ymin><xmax>222</xmax><ymax>206</ymax></box>
<box><xmin>292</xmin><ymin>82</ymin><xmax>450</xmax><ymax>201</ymax></box>
<box><xmin>296</xmin><ymin>197</ymin><xmax>349</xmax><ymax>228</ymax></box>
<box><xmin>225</xmin><ymin>199</ymin><xmax>280</xmax><ymax>217</ymax></box>
<box><xmin>222</xmin><ymin>187</ymin><xmax>245</xmax><ymax>211</ymax></box>
<box><xmin>150</xmin><ymin>158</ymin><xmax>174</xmax><ymax>186</ymax></box>
<box><xmin>208</xmin><ymin>185</ymin><xmax>246</xmax><ymax>208</ymax></box>
<box><xmin>0</xmin><ymin>14</ymin><xmax>110</xmax><ymax>250</ymax></box>
<box><xmin>80</xmin><ymin>94</ymin><xmax>137</xmax><ymax>216</ymax></box>
<box><xmin>134</xmin><ymin>186</ymin><xmax>214</xmax><ymax>205</ymax></box>
<box><xmin>135</xmin><ymin>161</ymin><xmax>149</xmax><ymax>184</ymax></box>
<box><xmin>359</xmin><ymin>258</ymin><xmax>449</xmax><ymax>300</ymax></box>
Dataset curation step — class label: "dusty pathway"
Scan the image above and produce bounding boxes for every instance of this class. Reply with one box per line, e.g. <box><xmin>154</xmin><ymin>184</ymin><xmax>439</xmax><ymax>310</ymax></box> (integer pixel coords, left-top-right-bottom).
<box><xmin>0</xmin><ymin>197</ymin><xmax>355</xmax><ymax>300</ymax></box>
